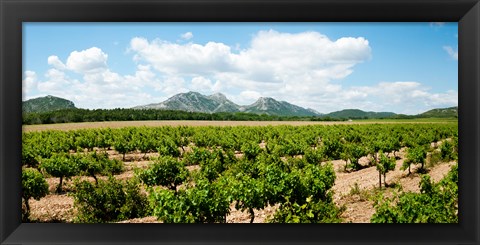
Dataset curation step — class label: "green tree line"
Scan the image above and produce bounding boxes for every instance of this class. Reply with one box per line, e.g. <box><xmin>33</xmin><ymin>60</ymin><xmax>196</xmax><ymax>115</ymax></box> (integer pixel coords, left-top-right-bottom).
<box><xmin>23</xmin><ymin>108</ymin><xmax>345</xmax><ymax>125</ymax></box>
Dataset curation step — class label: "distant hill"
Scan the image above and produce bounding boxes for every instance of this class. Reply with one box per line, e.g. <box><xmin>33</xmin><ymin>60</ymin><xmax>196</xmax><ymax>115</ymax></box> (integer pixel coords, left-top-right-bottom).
<box><xmin>134</xmin><ymin>91</ymin><xmax>240</xmax><ymax>113</ymax></box>
<box><xmin>133</xmin><ymin>92</ymin><xmax>459</xmax><ymax>119</ymax></box>
<box><xmin>134</xmin><ymin>91</ymin><xmax>319</xmax><ymax>117</ymax></box>
<box><xmin>240</xmin><ymin>97</ymin><xmax>318</xmax><ymax>117</ymax></box>
<box><xmin>208</xmin><ymin>93</ymin><xmax>240</xmax><ymax>113</ymax></box>
<box><xmin>22</xmin><ymin>95</ymin><xmax>76</xmax><ymax>113</ymax></box>
<box><xmin>419</xmin><ymin>106</ymin><xmax>458</xmax><ymax>118</ymax></box>
<box><xmin>323</xmin><ymin>109</ymin><xmax>396</xmax><ymax>119</ymax></box>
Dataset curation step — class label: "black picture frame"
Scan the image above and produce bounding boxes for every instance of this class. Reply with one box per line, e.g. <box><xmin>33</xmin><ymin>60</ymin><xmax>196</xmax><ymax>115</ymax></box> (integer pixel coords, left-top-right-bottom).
<box><xmin>1</xmin><ymin>0</ymin><xmax>479</xmax><ymax>244</ymax></box>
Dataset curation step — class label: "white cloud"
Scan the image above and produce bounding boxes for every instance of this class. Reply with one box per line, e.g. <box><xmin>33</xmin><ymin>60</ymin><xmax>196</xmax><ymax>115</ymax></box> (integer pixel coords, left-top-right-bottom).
<box><xmin>131</xmin><ymin>37</ymin><xmax>149</xmax><ymax>51</ymax></box>
<box><xmin>190</xmin><ymin>76</ymin><xmax>219</xmax><ymax>94</ymax></box>
<box><xmin>425</xmin><ymin>90</ymin><xmax>458</xmax><ymax>107</ymax></box>
<box><xmin>36</xmin><ymin>51</ymin><xmax>171</xmax><ymax>109</ymax></box>
<box><xmin>22</xmin><ymin>71</ymin><xmax>38</xmax><ymax>94</ymax></box>
<box><xmin>47</xmin><ymin>56</ymin><xmax>66</xmax><ymax>70</ymax></box>
<box><xmin>124</xmin><ymin>65</ymin><xmax>157</xmax><ymax>86</ymax></box>
<box><xmin>181</xmin><ymin>32</ymin><xmax>193</xmax><ymax>40</ymax></box>
<box><xmin>40</xmin><ymin>47</ymin><xmax>166</xmax><ymax>108</ymax></box>
<box><xmin>231</xmin><ymin>31</ymin><xmax>371</xmax><ymax>93</ymax></box>
<box><xmin>38</xmin><ymin>69</ymin><xmax>78</xmax><ymax>93</ymax></box>
<box><xmin>66</xmin><ymin>47</ymin><xmax>108</xmax><ymax>73</ymax></box>
<box><xmin>443</xmin><ymin>46</ymin><xmax>458</xmax><ymax>60</ymax></box>
<box><xmin>273</xmin><ymin>80</ymin><xmax>457</xmax><ymax>115</ymax></box>
<box><xmin>343</xmin><ymin>81</ymin><xmax>458</xmax><ymax>114</ymax></box>
<box><xmin>158</xmin><ymin>76</ymin><xmax>189</xmax><ymax>95</ymax></box>
<box><xmin>237</xmin><ymin>90</ymin><xmax>263</xmax><ymax>104</ymax></box>
<box><xmin>129</xmin><ymin>30</ymin><xmax>372</xmax><ymax>104</ymax></box>
<box><xmin>82</xmin><ymin>69</ymin><xmax>122</xmax><ymax>85</ymax></box>
<box><xmin>130</xmin><ymin>37</ymin><xmax>236</xmax><ymax>76</ymax></box>
<box><xmin>245</xmin><ymin>30</ymin><xmax>371</xmax><ymax>65</ymax></box>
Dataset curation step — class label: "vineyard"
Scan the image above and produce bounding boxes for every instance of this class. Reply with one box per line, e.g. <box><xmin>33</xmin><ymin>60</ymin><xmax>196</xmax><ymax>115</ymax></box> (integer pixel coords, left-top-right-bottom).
<box><xmin>22</xmin><ymin>122</ymin><xmax>458</xmax><ymax>223</ymax></box>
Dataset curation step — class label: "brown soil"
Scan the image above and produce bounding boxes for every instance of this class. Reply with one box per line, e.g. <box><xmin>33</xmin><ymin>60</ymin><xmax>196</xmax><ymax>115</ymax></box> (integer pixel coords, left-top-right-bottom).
<box><xmin>226</xmin><ymin>203</ymin><xmax>279</xmax><ymax>223</ymax></box>
<box><xmin>29</xmin><ymin>194</ymin><xmax>75</xmax><ymax>222</ymax></box>
<box><xmin>117</xmin><ymin>216</ymin><xmax>161</xmax><ymax>223</ymax></box>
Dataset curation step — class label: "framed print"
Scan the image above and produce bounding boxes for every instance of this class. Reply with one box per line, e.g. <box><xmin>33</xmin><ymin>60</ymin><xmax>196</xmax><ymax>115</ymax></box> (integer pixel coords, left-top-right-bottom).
<box><xmin>1</xmin><ymin>0</ymin><xmax>479</xmax><ymax>244</ymax></box>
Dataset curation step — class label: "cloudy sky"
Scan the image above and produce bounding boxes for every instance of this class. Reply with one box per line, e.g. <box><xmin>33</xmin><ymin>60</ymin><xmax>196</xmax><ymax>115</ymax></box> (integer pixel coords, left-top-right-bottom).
<box><xmin>23</xmin><ymin>22</ymin><xmax>458</xmax><ymax>114</ymax></box>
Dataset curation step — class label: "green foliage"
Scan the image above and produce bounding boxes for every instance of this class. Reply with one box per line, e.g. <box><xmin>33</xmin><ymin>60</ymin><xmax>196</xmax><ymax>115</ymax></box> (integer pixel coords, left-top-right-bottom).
<box><xmin>280</xmin><ymin>157</ymin><xmax>303</xmax><ymax>172</ymax></box>
<box><xmin>149</xmin><ymin>177</ymin><xmax>231</xmax><ymax>223</ymax></box>
<box><xmin>183</xmin><ymin>147</ymin><xmax>214</xmax><ymax>166</ymax></box>
<box><xmin>75</xmin><ymin>130</ymin><xmax>98</xmax><ymax>151</ymax></box>
<box><xmin>303</xmin><ymin>148</ymin><xmax>324</xmax><ymax>165</ymax></box>
<box><xmin>322</xmin><ymin>137</ymin><xmax>343</xmax><ymax>160</ymax></box>
<box><xmin>200</xmin><ymin>157</ymin><xmax>226</xmax><ymax>182</ymax></box>
<box><xmin>39</xmin><ymin>153</ymin><xmax>78</xmax><ymax>193</ymax></box>
<box><xmin>286</xmin><ymin>163</ymin><xmax>336</xmax><ymax>204</ymax></box>
<box><xmin>137</xmin><ymin>156</ymin><xmax>188</xmax><ymax>190</ymax></box>
<box><xmin>156</xmin><ymin>137</ymin><xmax>181</xmax><ymax>157</ymax></box>
<box><xmin>376</xmin><ymin>151</ymin><xmax>396</xmax><ymax>187</ymax></box>
<box><xmin>349</xmin><ymin>143</ymin><xmax>367</xmax><ymax>170</ymax></box>
<box><xmin>283</xmin><ymin>139</ymin><xmax>309</xmax><ymax>156</ymax></box>
<box><xmin>22</xmin><ymin>131</ymin><xmax>72</xmax><ymax>167</ymax></box>
<box><xmin>427</xmin><ymin>150</ymin><xmax>442</xmax><ymax>167</ymax></box>
<box><xmin>72</xmin><ymin>177</ymin><xmax>148</xmax><ymax>223</ymax></box>
<box><xmin>185</xmin><ymin>148</ymin><xmax>231</xmax><ymax>182</ymax></box>
<box><xmin>22</xmin><ymin>168</ymin><xmax>49</xmax><ymax>221</ymax></box>
<box><xmin>227</xmin><ymin>173</ymin><xmax>267</xmax><ymax>223</ymax></box>
<box><xmin>22</xmin><ymin>144</ymin><xmax>41</xmax><ymax>168</ymax></box>
<box><xmin>257</xmin><ymin>161</ymin><xmax>290</xmax><ymax>205</ymax></box>
<box><xmin>342</xmin><ymin>143</ymin><xmax>366</xmax><ymax>171</ymax></box>
<box><xmin>403</xmin><ymin>146</ymin><xmax>427</xmax><ymax>173</ymax></box>
<box><xmin>241</xmin><ymin>142</ymin><xmax>262</xmax><ymax>160</ymax></box>
<box><xmin>74</xmin><ymin>152</ymin><xmax>124</xmax><ymax>183</ymax></box>
<box><xmin>270</xmin><ymin>196</ymin><xmax>343</xmax><ymax>223</ymax></box>
<box><xmin>22</xmin><ymin>122</ymin><xmax>458</xmax><ymax>224</ymax></box>
<box><xmin>452</xmin><ymin>136</ymin><xmax>458</xmax><ymax>157</ymax></box>
<box><xmin>112</xmin><ymin>137</ymin><xmax>134</xmax><ymax>161</ymax></box>
<box><xmin>440</xmin><ymin>140</ymin><xmax>455</xmax><ymax>161</ymax></box>
<box><xmin>324</xmin><ymin>109</ymin><xmax>396</xmax><ymax>119</ymax></box>
<box><xmin>183</xmin><ymin>177</ymin><xmax>232</xmax><ymax>223</ymax></box>
<box><xmin>147</xmin><ymin>189</ymin><xmax>189</xmax><ymax>222</ymax></box>
<box><xmin>24</xmin><ymin>108</ymin><xmax>319</xmax><ymax>125</ymax></box>
<box><xmin>136</xmin><ymin>136</ymin><xmax>155</xmax><ymax>157</ymax></box>
<box><xmin>371</xmin><ymin>164</ymin><xmax>458</xmax><ymax>223</ymax></box>
<box><xmin>22</xmin><ymin>168</ymin><xmax>49</xmax><ymax>200</ymax></box>
<box><xmin>216</xmin><ymin>149</ymin><xmax>238</xmax><ymax>168</ymax></box>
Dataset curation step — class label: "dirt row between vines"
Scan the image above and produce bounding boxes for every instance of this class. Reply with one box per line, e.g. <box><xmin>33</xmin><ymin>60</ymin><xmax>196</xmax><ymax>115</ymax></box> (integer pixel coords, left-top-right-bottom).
<box><xmin>29</xmin><ymin>143</ymin><xmax>455</xmax><ymax>223</ymax></box>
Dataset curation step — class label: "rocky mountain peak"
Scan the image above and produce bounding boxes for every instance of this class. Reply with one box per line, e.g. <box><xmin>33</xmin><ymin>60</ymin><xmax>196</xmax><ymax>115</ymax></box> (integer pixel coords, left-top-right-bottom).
<box><xmin>208</xmin><ymin>92</ymin><xmax>228</xmax><ymax>101</ymax></box>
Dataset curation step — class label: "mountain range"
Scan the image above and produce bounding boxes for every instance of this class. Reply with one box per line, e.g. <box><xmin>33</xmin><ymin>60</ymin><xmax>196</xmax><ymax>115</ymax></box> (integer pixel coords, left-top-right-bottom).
<box><xmin>22</xmin><ymin>93</ymin><xmax>458</xmax><ymax>119</ymax></box>
<box><xmin>133</xmin><ymin>91</ymin><xmax>319</xmax><ymax>117</ymax></box>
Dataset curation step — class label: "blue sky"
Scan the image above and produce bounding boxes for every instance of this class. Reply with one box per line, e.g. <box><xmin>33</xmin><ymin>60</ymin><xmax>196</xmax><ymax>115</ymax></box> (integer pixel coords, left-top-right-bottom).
<box><xmin>23</xmin><ymin>22</ymin><xmax>458</xmax><ymax>114</ymax></box>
